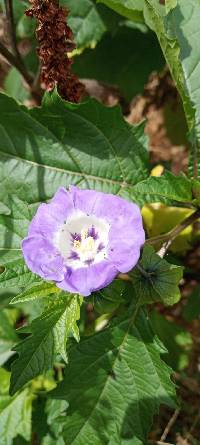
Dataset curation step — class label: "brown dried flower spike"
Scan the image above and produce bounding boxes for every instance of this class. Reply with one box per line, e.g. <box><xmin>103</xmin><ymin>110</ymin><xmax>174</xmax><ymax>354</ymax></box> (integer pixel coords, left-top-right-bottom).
<box><xmin>26</xmin><ymin>0</ymin><xmax>84</xmax><ymax>102</ymax></box>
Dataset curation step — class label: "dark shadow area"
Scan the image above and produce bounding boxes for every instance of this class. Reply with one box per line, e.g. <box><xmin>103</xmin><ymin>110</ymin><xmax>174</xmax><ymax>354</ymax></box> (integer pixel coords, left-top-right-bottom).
<box><xmin>74</xmin><ymin>27</ymin><xmax>165</xmax><ymax>102</ymax></box>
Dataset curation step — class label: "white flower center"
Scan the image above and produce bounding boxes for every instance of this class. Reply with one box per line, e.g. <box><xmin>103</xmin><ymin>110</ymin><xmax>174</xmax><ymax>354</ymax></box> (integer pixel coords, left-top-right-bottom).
<box><xmin>54</xmin><ymin>211</ymin><xmax>110</xmax><ymax>269</ymax></box>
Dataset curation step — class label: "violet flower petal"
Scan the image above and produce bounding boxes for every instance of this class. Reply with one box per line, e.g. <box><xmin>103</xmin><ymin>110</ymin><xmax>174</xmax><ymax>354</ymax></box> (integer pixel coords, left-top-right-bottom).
<box><xmin>28</xmin><ymin>187</ymin><xmax>74</xmax><ymax>237</ymax></box>
<box><xmin>71</xmin><ymin>186</ymin><xmax>140</xmax><ymax>224</ymax></box>
<box><xmin>22</xmin><ymin>236</ymin><xmax>64</xmax><ymax>281</ymax></box>
<box><xmin>22</xmin><ymin>186</ymin><xmax>145</xmax><ymax>296</ymax></box>
<box><xmin>57</xmin><ymin>260</ymin><xmax>118</xmax><ymax>297</ymax></box>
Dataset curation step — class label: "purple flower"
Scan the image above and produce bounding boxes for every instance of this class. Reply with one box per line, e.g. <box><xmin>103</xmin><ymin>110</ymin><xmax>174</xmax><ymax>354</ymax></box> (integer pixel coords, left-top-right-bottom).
<box><xmin>22</xmin><ymin>187</ymin><xmax>145</xmax><ymax>296</ymax></box>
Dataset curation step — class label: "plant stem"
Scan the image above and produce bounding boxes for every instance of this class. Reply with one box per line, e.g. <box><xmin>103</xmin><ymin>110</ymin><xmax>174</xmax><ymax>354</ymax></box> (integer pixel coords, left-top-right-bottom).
<box><xmin>0</xmin><ymin>41</ymin><xmax>42</xmax><ymax>102</ymax></box>
<box><xmin>119</xmin><ymin>209</ymin><xmax>200</xmax><ymax>280</ymax></box>
<box><xmin>149</xmin><ymin>439</ymin><xmax>174</xmax><ymax>444</ymax></box>
<box><xmin>118</xmin><ymin>264</ymin><xmax>154</xmax><ymax>283</ymax></box>
<box><xmin>136</xmin><ymin>263</ymin><xmax>154</xmax><ymax>279</ymax></box>
<box><xmin>1</xmin><ymin>0</ymin><xmax>42</xmax><ymax>102</ymax></box>
<box><xmin>160</xmin><ymin>408</ymin><xmax>180</xmax><ymax>442</ymax></box>
<box><xmin>0</xmin><ymin>41</ymin><xmax>33</xmax><ymax>86</ymax></box>
<box><xmin>146</xmin><ymin>208</ymin><xmax>200</xmax><ymax>247</ymax></box>
<box><xmin>4</xmin><ymin>0</ymin><xmax>20</xmax><ymax>58</ymax></box>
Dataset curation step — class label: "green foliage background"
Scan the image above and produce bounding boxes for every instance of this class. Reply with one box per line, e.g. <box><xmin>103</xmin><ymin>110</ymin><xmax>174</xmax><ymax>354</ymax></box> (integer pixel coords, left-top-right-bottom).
<box><xmin>0</xmin><ymin>0</ymin><xmax>200</xmax><ymax>444</ymax></box>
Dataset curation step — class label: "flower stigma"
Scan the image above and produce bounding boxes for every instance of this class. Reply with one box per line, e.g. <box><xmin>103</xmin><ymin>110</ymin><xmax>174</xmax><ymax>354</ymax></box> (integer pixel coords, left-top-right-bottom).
<box><xmin>73</xmin><ymin>230</ymin><xmax>96</xmax><ymax>261</ymax></box>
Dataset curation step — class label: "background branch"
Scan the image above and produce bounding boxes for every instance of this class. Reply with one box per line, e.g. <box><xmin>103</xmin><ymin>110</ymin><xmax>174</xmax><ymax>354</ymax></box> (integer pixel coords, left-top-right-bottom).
<box><xmin>0</xmin><ymin>41</ymin><xmax>33</xmax><ymax>87</ymax></box>
<box><xmin>4</xmin><ymin>0</ymin><xmax>20</xmax><ymax>58</ymax></box>
<box><xmin>160</xmin><ymin>408</ymin><xmax>180</xmax><ymax>442</ymax></box>
<box><xmin>0</xmin><ymin>41</ymin><xmax>42</xmax><ymax>102</ymax></box>
<box><xmin>1</xmin><ymin>0</ymin><xmax>42</xmax><ymax>102</ymax></box>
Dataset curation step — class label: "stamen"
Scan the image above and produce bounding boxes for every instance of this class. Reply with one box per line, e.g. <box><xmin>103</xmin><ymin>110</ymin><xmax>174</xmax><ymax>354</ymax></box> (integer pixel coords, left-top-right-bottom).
<box><xmin>74</xmin><ymin>240</ymin><xmax>81</xmax><ymax>249</ymax></box>
<box><xmin>88</xmin><ymin>226</ymin><xmax>98</xmax><ymax>240</ymax></box>
<box><xmin>71</xmin><ymin>232</ymin><xmax>81</xmax><ymax>242</ymax></box>
<box><xmin>81</xmin><ymin>228</ymin><xmax>88</xmax><ymax>240</ymax></box>
<box><xmin>68</xmin><ymin>251</ymin><xmax>80</xmax><ymax>260</ymax></box>
<box><xmin>84</xmin><ymin>259</ymin><xmax>94</xmax><ymax>266</ymax></box>
<box><xmin>56</xmin><ymin>213</ymin><xmax>109</xmax><ymax>268</ymax></box>
<box><xmin>98</xmin><ymin>242</ymin><xmax>105</xmax><ymax>252</ymax></box>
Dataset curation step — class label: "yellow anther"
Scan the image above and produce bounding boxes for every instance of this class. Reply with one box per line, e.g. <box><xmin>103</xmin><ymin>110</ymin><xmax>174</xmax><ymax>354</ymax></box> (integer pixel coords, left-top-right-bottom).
<box><xmin>81</xmin><ymin>229</ymin><xmax>88</xmax><ymax>240</ymax></box>
<box><xmin>74</xmin><ymin>240</ymin><xmax>81</xmax><ymax>249</ymax></box>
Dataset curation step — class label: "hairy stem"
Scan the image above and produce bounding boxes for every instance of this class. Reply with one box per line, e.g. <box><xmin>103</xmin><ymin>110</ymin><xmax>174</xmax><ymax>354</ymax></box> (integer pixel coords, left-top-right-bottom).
<box><xmin>118</xmin><ymin>208</ymin><xmax>200</xmax><ymax>280</ymax></box>
<box><xmin>146</xmin><ymin>208</ymin><xmax>200</xmax><ymax>247</ymax></box>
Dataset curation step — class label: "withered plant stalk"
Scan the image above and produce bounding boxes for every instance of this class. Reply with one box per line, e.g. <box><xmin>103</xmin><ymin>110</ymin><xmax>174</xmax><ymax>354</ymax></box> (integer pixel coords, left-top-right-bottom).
<box><xmin>26</xmin><ymin>0</ymin><xmax>84</xmax><ymax>102</ymax></box>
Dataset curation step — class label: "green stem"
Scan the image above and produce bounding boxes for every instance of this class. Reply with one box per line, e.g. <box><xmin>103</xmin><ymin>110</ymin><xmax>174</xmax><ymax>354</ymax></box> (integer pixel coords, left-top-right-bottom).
<box><xmin>146</xmin><ymin>208</ymin><xmax>200</xmax><ymax>247</ymax></box>
<box><xmin>136</xmin><ymin>263</ymin><xmax>154</xmax><ymax>279</ymax></box>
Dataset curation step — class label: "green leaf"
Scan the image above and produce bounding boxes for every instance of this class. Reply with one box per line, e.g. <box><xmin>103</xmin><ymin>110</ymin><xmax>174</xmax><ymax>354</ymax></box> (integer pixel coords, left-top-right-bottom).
<box><xmin>0</xmin><ymin>368</ymin><xmax>10</xmax><ymax>394</ymax></box>
<box><xmin>0</xmin><ymin>195</ymin><xmax>31</xmax><ymax>263</ymax></box>
<box><xmin>42</xmin><ymin>436</ymin><xmax>65</xmax><ymax>445</ymax></box>
<box><xmin>10</xmin><ymin>305</ymin><xmax>63</xmax><ymax>395</ymax></box>
<box><xmin>143</xmin><ymin>0</ymin><xmax>200</xmax><ymax>177</ymax></box>
<box><xmin>4</xmin><ymin>68</ymin><xmax>30</xmax><ymax>103</ymax></box>
<box><xmin>16</xmin><ymin>13</ymin><xmax>36</xmax><ymax>40</ymax></box>
<box><xmin>0</xmin><ymin>259</ymin><xmax>38</xmax><ymax>290</ymax></box>
<box><xmin>0</xmin><ymin>91</ymin><xmax>149</xmax><ymax>205</ymax></box>
<box><xmin>150</xmin><ymin>310</ymin><xmax>192</xmax><ymax>371</ymax></box>
<box><xmin>164</xmin><ymin>0</ymin><xmax>200</xmax><ymax>176</ymax></box>
<box><xmin>4</xmin><ymin>49</ymin><xmax>38</xmax><ymax>103</ymax></box>
<box><xmin>143</xmin><ymin>0</ymin><xmax>194</xmax><ymax>127</ymax></box>
<box><xmin>0</xmin><ymin>202</ymin><xmax>10</xmax><ymax>216</ymax></box>
<box><xmin>0</xmin><ymin>389</ymin><xmax>32</xmax><ymax>444</ymax></box>
<box><xmin>10</xmin><ymin>282</ymin><xmax>59</xmax><ymax>305</ymax></box>
<box><xmin>124</xmin><ymin>171</ymin><xmax>194</xmax><ymax>206</ymax></box>
<box><xmin>51</xmin><ymin>306</ymin><xmax>176</xmax><ymax>444</ymax></box>
<box><xmin>53</xmin><ymin>293</ymin><xmax>82</xmax><ymax>363</ymax></box>
<box><xmin>130</xmin><ymin>245</ymin><xmax>183</xmax><ymax>305</ymax></box>
<box><xmin>41</xmin><ymin>399</ymin><xmax>68</xmax><ymax>444</ymax></box>
<box><xmin>183</xmin><ymin>284</ymin><xmax>200</xmax><ymax>321</ymax></box>
<box><xmin>60</xmin><ymin>0</ymin><xmax>106</xmax><ymax>49</ymax></box>
<box><xmin>0</xmin><ymin>0</ymin><xmax>29</xmax><ymax>27</ymax></box>
<box><xmin>0</xmin><ymin>368</ymin><xmax>33</xmax><ymax>445</ymax></box>
<box><xmin>98</xmin><ymin>0</ymin><xmax>145</xmax><ymax>22</ymax></box>
<box><xmin>0</xmin><ymin>310</ymin><xmax>19</xmax><ymax>366</ymax></box>
<box><xmin>92</xmin><ymin>279</ymin><xmax>126</xmax><ymax>314</ymax></box>
<box><xmin>0</xmin><ymin>91</ymin><xmax>148</xmax><ymax>284</ymax></box>
<box><xmin>10</xmin><ymin>295</ymin><xmax>81</xmax><ymax>395</ymax></box>
<box><xmin>74</xmin><ymin>26</ymin><xmax>164</xmax><ymax>101</ymax></box>
<box><xmin>192</xmin><ymin>178</ymin><xmax>200</xmax><ymax>205</ymax></box>
<box><xmin>165</xmin><ymin>0</ymin><xmax>177</xmax><ymax>13</ymax></box>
